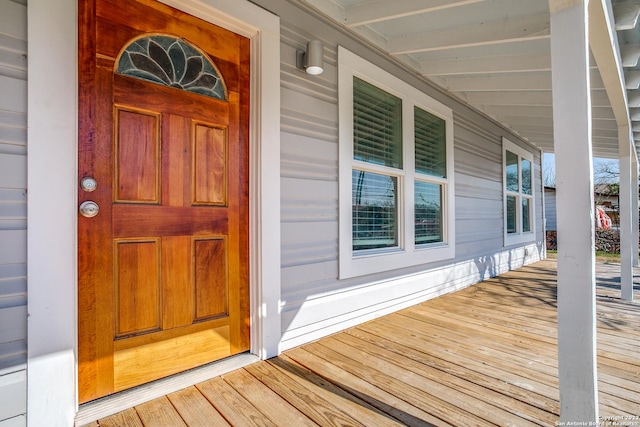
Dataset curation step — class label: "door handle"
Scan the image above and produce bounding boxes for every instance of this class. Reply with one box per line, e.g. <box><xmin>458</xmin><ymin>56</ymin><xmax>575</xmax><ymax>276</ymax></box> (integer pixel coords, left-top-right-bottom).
<box><xmin>79</xmin><ymin>201</ymin><xmax>99</xmax><ymax>218</ymax></box>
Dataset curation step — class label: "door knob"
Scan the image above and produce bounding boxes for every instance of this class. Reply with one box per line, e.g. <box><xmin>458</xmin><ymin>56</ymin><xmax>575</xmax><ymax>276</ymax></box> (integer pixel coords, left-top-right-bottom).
<box><xmin>79</xmin><ymin>201</ymin><xmax>99</xmax><ymax>218</ymax></box>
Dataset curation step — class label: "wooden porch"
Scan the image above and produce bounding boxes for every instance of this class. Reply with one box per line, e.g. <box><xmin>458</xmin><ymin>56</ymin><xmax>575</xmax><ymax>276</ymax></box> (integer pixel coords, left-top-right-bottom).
<box><xmin>82</xmin><ymin>260</ymin><xmax>640</xmax><ymax>426</ymax></box>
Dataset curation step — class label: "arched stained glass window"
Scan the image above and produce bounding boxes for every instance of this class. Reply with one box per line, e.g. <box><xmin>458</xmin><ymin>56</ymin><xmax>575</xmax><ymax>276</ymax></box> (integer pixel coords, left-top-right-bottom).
<box><xmin>116</xmin><ymin>35</ymin><xmax>227</xmax><ymax>100</ymax></box>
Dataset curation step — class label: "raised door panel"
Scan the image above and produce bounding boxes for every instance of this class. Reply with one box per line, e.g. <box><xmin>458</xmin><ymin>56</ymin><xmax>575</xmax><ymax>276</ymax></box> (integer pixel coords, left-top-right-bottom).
<box><xmin>194</xmin><ymin>238</ymin><xmax>228</xmax><ymax>320</ymax></box>
<box><xmin>115</xmin><ymin>108</ymin><xmax>160</xmax><ymax>203</ymax></box>
<box><xmin>115</xmin><ymin>239</ymin><xmax>161</xmax><ymax>337</ymax></box>
<box><xmin>193</xmin><ymin>124</ymin><xmax>227</xmax><ymax>205</ymax></box>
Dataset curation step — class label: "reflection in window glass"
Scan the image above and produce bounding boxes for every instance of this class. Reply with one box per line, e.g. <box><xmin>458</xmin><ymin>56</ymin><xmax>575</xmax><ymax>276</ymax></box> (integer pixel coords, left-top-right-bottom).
<box><xmin>352</xmin><ymin>170</ymin><xmax>398</xmax><ymax>250</ymax></box>
<box><xmin>522</xmin><ymin>198</ymin><xmax>531</xmax><ymax>232</ymax></box>
<box><xmin>415</xmin><ymin>181</ymin><xmax>442</xmax><ymax>244</ymax></box>
<box><xmin>522</xmin><ymin>159</ymin><xmax>532</xmax><ymax>195</ymax></box>
<box><xmin>507</xmin><ymin>195</ymin><xmax>517</xmax><ymax>234</ymax></box>
<box><xmin>506</xmin><ymin>151</ymin><xmax>519</xmax><ymax>192</ymax></box>
<box><xmin>353</xmin><ymin>78</ymin><xmax>403</xmax><ymax>168</ymax></box>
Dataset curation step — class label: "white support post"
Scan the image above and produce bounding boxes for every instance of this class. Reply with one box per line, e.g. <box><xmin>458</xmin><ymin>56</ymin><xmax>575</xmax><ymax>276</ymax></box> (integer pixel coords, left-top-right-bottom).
<box><xmin>633</xmin><ymin>149</ymin><xmax>639</xmax><ymax>268</ymax></box>
<box><xmin>549</xmin><ymin>0</ymin><xmax>599</xmax><ymax>423</ymax></box>
<box><xmin>619</xmin><ymin>125</ymin><xmax>634</xmax><ymax>301</ymax></box>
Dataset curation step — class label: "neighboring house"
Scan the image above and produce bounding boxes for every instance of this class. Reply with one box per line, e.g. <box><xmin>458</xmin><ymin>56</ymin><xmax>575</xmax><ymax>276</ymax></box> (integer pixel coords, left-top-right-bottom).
<box><xmin>544</xmin><ymin>186</ymin><xmax>558</xmax><ymax>231</ymax></box>
<box><xmin>594</xmin><ymin>183</ymin><xmax>620</xmax><ymax>227</ymax></box>
<box><xmin>546</xmin><ymin>184</ymin><xmax>625</xmax><ymax>232</ymax></box>
<box><xmin>1</xmin><ymin>0</ymin><xmax>637</xmax><ymax>425</ymax></box>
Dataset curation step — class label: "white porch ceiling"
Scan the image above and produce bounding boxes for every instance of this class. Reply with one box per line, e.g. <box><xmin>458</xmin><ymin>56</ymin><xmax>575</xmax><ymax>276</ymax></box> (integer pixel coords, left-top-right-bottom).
<box><xmin>302</xmin><ymin>0</ymin><xmax>640</xmax><ymax>159</ymax></box>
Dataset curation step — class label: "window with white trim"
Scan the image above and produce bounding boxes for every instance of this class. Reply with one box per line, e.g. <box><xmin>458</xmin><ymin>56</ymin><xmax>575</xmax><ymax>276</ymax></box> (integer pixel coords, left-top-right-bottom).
<box><xmin>339</xmin><ymin>47</ymin><xmax>455</xmax><ymax>279</ymax></box>
<box><xmin>503</xmin><ymin>137</ymin><xmax>535</xmax><ymax>246</ymax></box>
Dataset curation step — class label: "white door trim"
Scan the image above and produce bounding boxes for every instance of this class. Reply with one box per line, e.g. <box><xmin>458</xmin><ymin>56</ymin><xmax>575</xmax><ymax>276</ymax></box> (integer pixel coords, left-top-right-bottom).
<box><xmin>27</xmin><ymin>0</ymin><xmax>281</xmax><ymax>425</ymax></box>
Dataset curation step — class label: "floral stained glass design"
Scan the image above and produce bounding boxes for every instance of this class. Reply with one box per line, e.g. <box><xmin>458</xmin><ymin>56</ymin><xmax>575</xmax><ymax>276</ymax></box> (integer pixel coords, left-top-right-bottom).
<box><xmin>116</xmin><ymin>35</ymin><xmax>226</xmax><ymax>100</ymax></box>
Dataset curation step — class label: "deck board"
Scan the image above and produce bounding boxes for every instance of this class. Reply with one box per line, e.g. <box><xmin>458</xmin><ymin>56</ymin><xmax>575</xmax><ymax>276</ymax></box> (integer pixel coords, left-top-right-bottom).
<box><xmin>196</xmin><ymin>376</ymin><xmax>278</xmax><ymax>427</ymax></box>
<box><xmin>135</xmin><ymin>396</ymin><xmax>187</xmax><ymax>427</ymax></box>
<box><xmin>86</xmin><ymin>260</ymin><xmax>640</xmax><ymax>426</ymax></box>
<box><xmin>221</xmin><ymin>368</ymin><xmax>317</xmax><ymax>427</ymax></box>
<box><xmin>166</xmin><ymin>386</ymin><xmax>231</xmax><ymax>427</ymax></box>
<box><xmin>97</xmin><ymin>408</ymin><xmax>143</xmax><ymax>427</ymax></box>
<box><xmin>286</xmin><ymin>345</ymin><xmax>452</xmax><ymax>427</ymax></box>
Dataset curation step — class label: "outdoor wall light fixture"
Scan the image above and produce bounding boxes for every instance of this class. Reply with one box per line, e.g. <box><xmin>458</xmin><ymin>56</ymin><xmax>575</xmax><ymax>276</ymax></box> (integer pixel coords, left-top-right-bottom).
<box><xmin>296</xmin><ymin>40</ymin><xmax>324</xmax><ymax>75</ymax></box>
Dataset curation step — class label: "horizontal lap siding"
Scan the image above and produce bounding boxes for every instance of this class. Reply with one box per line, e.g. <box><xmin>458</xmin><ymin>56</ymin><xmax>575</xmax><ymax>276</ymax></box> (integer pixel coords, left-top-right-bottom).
<box><xmin>280</xmin><ymin>24</ymin><xmax>339</xmax><ymax>298</ymax></box>
<box><xmin>454</xmin><ymin>116</ymin><xmax>504</xmax><ymax>257</ymax></box>
<box><xmin>545</xmin><ymin>188</ymin><xmax>557</xmax><ymax>230</ymax></box>
<box><xmin>275</xmin><ymin>14</ymin><xmax>543</xmax><ymax>349</ymax></box>
<box><xmin>0</xmin><ymin>0</ymin><xmax>27</xmax><ymax>425</ymax></box>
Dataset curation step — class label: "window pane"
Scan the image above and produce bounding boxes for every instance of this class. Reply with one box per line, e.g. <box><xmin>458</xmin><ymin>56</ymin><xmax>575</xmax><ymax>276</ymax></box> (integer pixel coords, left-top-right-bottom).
<box><xmin>522</xmin><ymin>198</ymin><xmax>531</xmax><ymax>232</ymax></box>
<box><xmin>506</xmin><ymin>195</ymin><xmax>517</xmax><ymax>234</ymax></box>
<box><xmin>415</xmin><ymin>181</ymin><xmax>443</xmax><ymax>244</ymax></box>
<box><xmin>521</xmin><ymin>158</ymin><xmax>532</xmax><ymax>195</ymax></box>
<box><xmin>506</xmin><ymin>151</ymin><xmax>519</xmax><ymax>192</ymax></box>
<box><xmin>352</xmin><ymin>170</ymin><xmax>398</xmax><ymax>250</ymax></box>
<box><xmin>353</xmin><ymin>77</ymin><xmax>403</xmax><ymax>168</ymax></box>
<box><xmin>415</xmin><ymin>107</ymin><xmax>446</xmax><ymax>178</ymax></box>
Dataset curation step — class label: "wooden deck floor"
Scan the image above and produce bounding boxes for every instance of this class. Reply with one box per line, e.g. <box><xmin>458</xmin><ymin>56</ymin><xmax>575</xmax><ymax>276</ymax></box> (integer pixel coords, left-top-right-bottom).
<box><xmin>82</xmin><ymin>260</ymin><xmax>640</xmax><ymax>426</ymax></box>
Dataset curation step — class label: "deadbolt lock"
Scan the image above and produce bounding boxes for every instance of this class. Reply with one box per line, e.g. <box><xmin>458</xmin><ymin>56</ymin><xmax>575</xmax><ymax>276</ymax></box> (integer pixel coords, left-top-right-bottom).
<box><xmin>80</xmin><ymin>177</ymin><xmax>98</xmax><ymax>192</ymax></box>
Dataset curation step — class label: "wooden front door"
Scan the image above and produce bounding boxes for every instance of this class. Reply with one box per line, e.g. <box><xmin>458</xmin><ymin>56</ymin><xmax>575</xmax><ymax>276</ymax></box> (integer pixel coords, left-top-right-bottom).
<box><xmin>78</xmin><ymin>0</ymin><xmax>250</xmax><ymax>403</ymax></box>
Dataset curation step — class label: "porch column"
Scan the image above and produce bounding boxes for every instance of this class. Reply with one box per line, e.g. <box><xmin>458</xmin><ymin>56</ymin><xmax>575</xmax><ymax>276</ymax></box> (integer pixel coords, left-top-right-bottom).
<box><xmin>633</xmin><ymin>149</ymin><xmax>639</xmax><ymax>268</ymax></box>
<box><xmin>619</xmin><ymin>125</ymin><xmax>634</xmax><ymax>300</ymax></box>
<box><xmin>549</xmin><ymin>0</ymin><xmax>599</xmax><ymax>423</ymax></box>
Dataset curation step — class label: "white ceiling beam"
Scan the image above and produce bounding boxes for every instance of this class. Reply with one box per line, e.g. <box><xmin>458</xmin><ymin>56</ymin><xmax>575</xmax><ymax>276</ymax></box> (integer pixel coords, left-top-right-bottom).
<box><xmin>529</xmin><ymin>137</ymin><xmax>554</xmax><ymax>145</ymax></box>
<box><xmin>465</xmin><ymin>91</ymin><xmax>552</xmax><ymax>105</ymax></box>
<box><xmin>592</xmin><ymin>118</ymin><xmax>622</xmax><ymax>130</ymax></box>
<box><xmin>594</xmin><ymin>147</ymin><xmax>626</xmax><ymax>158</ymax></box>
<box><xmin>497</xmin><ymin>115</ymin><xmax>617</xmax><ymax>130</ymax></box>
<box><xmin>497</xmin><ymin>115</ymin><xmax>554</xmax><ymax>127</ymax></box>
<box><xmin>590</xmin><ymin>89</ymin><xmax>621</xmax><ymax>106</ymax></box>
<box><xmin>628</xmin><ymin>90</ymin><xmax>640</xmax><ymax>107</ymax></box>
<box><xmin>352</xmin><ymin>26</ymin><xmax>391</xmax><ymax>51</ymax></box>
<box><xmin>511</xmin><ymin>124</ymin><xmax>554</xmax><ymax>134</ymax></box>
<box><xmin>521</xmin><ymin>135</ymin><xmax>554</xmax><ymax>148</ymax></box>
<box><xmin>518</xmin><ymin>130</ymin><xmax>554</xmax><ymax>140</ymax></box>
<box><xmin>444</xmin><ymin>69</ymin><xmax>605</xmax><ymax>92</ymax></box>
<box><xmin>613</xmin><ymin>1</ymin><xmax>640</xmax><ymax>30</ymax></box>
<box><xmin>625</xmin><ymin>70</ymin><xmax>640</xmax><ymax>89</ymax></box>
<box><xmin>465</xmin><ymin>90</ymin><xmax>611</xmax><ymax>106</ymax></box>
<box><xmin>620</xmin><ymin>45</ymin><xmax>640</xmax><ymax>67</ymax></box>
<box><xmin>344</xmin><ymin>0</ymin><xmax>487</xmax><ymax>27</ymax></box>
<box><xmin>388</xmin><ymin>14</ymin><xmax>550</xmax><ymax>55</ymax></box>
<box><xmin>445</xmin><ymin>73</ymin><xmax>551</xmax><ymax>91</ymax></box>
<box><xmin>525</xmin><ymin>136</ymin><xmax>554</xmax><ymax>145</ymax></box>
<box><xmin>594</xmin><ymin>128</ymin><xmax>621</xmax><ymax>139</ymax></box>
<box><xmin>591</xmin><ymin>106</ymin><xmax>617</xmax><ymax>120</ymax></box>
<box><xmin>302</xmin><ymin>0</ymin><xmax>347</xmax><ymax>22</ymax></box>
<box><xmin>483</xmin><ymin>104</ymin><xmax>615</xmax><ymax>119</ymax></box>
<box><xmin>482</xmin><ymin>104</ymin><xmax>554</xmax><ymax>118</ymax></box>
<box><xmin>421</xmin><ymin>53</ymin><xmax>551</xmax><ymax>76</ymax></box>
<box><xmin>521</xmin><ymin>129</ymin><xmax>620</xmax><ymax>140</ymax></box>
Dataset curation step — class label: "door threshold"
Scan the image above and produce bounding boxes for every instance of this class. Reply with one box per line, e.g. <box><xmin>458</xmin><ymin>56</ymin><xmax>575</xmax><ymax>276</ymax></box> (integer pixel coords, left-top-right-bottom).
<box><xmin>75</xmin><ymin>352</ymin><xmax>260</xmax><ymax>425</ymax></box>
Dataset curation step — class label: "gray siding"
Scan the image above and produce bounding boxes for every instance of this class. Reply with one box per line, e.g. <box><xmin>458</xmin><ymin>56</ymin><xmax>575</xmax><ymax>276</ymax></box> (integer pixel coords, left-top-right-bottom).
<box><xmin>0</xmin><ymin>0</ymin><xmax>27</xmax><ymax>425</ymax></box>
<box><xmin>545</xmin><ymin>188</ymin><xmax>558</xmax><ymax>231</ymax></box>
<box><xmin>271</xmin><ymin>0</ymin><xmax>545</xmax><ymax>348</ymax></box>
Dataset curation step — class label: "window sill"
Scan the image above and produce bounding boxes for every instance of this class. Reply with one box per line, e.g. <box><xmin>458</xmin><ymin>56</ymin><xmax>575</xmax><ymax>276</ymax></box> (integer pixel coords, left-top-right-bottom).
<box><xmin>340</xmin><ymin>243</ymin><xmax>455</xmax><ymax>279</ymax></box>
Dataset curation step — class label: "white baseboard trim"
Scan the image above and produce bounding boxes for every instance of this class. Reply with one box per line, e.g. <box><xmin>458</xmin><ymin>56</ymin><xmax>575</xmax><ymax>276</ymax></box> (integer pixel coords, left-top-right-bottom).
<box><xmin>280</xmin><ymin>248</ymin><xmax>542</xmax><ymax>351</ymax></box>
